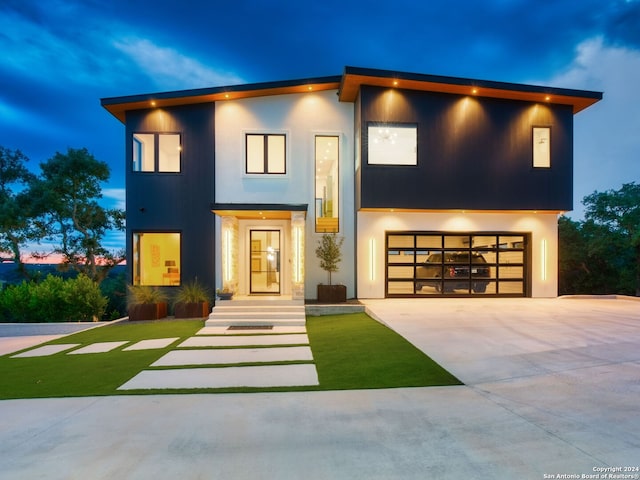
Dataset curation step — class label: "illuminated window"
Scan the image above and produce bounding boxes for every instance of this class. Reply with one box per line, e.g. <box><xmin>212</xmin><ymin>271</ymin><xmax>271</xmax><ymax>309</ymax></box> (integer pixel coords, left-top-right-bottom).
<box><xmin>533</xmin><ymin>127</ymin><xmax>551</xmax><ymax>168</ymax></box>
<box><xmin>315</xmin><ymin>135</ymin><xmax>339</xmax><ymax>233</ymax></box>
<box><xmin>246</xmin><ymin>134</ymin><xmax>286</xmax><ymax>174</ymax></box>
<box><xmin>133</xmin><ymin>133</ymin><xmax>181</xmax><ymax>172</ymax></box>
<box><xmin>132</xmin><ymin>232</ymin><xmax>181</xmax><ymax>286</ymax></box>
<box><xmin>367</xmin><ymin>123</ymin><xmax>417</xmax><ymax>166</ymax></box>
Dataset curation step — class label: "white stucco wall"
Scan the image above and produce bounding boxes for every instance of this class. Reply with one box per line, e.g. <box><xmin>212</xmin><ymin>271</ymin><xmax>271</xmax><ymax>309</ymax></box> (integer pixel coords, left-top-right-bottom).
<box><xmin>357</xmin><ymin>211</ymin><xmax>559</xmax><ymax>298</ymax></box>
<box><xmin>214</xmin><ymin>90</ymin><xmax>356</xmax><ymax>299</ymax></box>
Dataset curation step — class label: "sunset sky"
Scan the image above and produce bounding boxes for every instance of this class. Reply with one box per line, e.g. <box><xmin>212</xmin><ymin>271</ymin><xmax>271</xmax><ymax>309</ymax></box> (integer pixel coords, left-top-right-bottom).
<box><xmin>1</xmin><ymin>0</ymin><xmax>639</xmax><ymax>254</ymax></box>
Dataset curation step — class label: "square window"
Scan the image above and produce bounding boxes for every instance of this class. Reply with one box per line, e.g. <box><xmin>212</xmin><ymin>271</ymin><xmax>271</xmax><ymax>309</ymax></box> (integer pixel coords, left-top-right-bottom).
<box><xmin>246</xmin><ymin>134</ymin><xmax>286</xmax><ymax>174</ymax></box>
<box><xmin>132</xmin><ymin>232</ymin><xmax>181</xmax><ymax>286</ymax></box>
<box><xmin>132</xmin><ymin>133</ymin><xmax>181</xmax><ymax>172</ymax></box>
<box><xmin>368</xmin><ymin>123</ymin><xmax>417</xmax><ymax>165</ymax></box>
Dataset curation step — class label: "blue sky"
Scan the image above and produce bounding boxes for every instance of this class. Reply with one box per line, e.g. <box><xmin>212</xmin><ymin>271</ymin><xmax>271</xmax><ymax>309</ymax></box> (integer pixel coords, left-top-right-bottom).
<box><xmin>1</xmin><ymin>0</ymin><xmax>639</xmax><ymax>252</ymax></box>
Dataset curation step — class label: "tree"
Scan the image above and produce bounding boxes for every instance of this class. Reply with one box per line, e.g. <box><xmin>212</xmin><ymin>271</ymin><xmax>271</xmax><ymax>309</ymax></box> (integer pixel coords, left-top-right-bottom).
<box><xmin>315</xmin><ymin>233</ymin><xmax>344</xmax><ymax>285</ymax></box>
<box><xmin>0</xmin><ymin>146</ymin><xmax>37</xmax><ymax>271</ymax></box>
<box><xmin>583</xmin><ymin>182</ymin><xmax>640</xmax><ymax>296</ymax></box>
<box><xmin>30</xmin><ymin>147</ymin><xmax>125</xmax><ymax>284</ymax></box>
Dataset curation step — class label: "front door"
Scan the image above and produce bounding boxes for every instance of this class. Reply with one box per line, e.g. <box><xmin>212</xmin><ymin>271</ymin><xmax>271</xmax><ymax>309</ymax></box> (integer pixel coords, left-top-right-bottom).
<box><xmin>249</xmin><ymin>230</ymin><xmax>281</xmax><ymax>294</ymax></box>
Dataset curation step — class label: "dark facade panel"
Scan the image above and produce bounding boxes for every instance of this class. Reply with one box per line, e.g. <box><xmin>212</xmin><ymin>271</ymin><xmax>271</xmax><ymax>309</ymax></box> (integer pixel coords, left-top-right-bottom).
<box><xmin>358</xmin><ymin>86</ymin><xmax>574</xmax><ymax>211</ymax></box>
<box><xmin>125</xmin><ymin>103</ymin><xmax>216</xmax><ymax>289</ymax></box>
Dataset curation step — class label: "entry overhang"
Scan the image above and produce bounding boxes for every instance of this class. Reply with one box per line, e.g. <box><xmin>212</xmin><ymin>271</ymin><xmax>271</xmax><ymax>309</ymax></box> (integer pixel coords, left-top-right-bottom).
<box><xmin>211</xmin><ymin>203</ymin><xmax>308</xmax><ymax>220</ymax></box>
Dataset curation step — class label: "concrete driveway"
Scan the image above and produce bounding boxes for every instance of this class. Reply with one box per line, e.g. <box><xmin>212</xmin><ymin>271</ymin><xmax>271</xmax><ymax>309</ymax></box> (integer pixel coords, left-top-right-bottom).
<box><xmin>0</xmin><ymin>297</ymin><xmax>639</xmax><ymax>479</ymax></box>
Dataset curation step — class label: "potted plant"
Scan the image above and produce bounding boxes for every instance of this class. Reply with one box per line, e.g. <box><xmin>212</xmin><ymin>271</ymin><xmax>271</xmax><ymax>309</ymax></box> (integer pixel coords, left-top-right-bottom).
<box><xmin>315</xmin><ymin>233</ymin><xmax>347</xmax><ymax>303</ymax></box>
<box><xmin>174</xmin><ymin>280</ymin><xmax>211</xmax><ymax>319</ymax></box>
<box><xmin>216</xmin><ymin>287</ymin><xmax>234</xmax><ymax>301</ymax></box>
<box><xmin>127</xmin><ymin>285</ymin><xmax>168</xmax><ymax>321</ymax></box>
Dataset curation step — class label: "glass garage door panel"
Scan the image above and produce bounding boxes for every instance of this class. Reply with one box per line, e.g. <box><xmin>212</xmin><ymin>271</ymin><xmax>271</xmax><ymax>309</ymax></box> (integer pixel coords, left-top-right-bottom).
<box><xmin>386</xmin><ymin>232</ymin><xmax>527</xmax><ymax>297</ymax></box>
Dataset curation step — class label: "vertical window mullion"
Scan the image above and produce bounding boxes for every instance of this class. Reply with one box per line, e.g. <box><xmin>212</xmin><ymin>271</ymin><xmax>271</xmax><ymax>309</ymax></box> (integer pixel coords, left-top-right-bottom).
<box><xmin>264</xmin><ymin>135</ymin><xmax>270</xmax><ymax>173</ymax></box>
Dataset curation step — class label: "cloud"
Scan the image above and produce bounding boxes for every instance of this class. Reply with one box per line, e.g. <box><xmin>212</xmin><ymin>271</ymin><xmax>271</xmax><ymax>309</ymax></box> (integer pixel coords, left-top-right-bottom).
<box><xmin>112</xmin><ymin>37</ymin><xmax>244</xmax><ymax>90</ymax></box>
<box><xmin>102</xmin><ymin>188</ymin><xmax>126</xmax><ymax>211</ymax></box>
<box><xmin>546</xmin><ymin>37</ymin><xmax>640</xmax><ymax>217</ymax></box>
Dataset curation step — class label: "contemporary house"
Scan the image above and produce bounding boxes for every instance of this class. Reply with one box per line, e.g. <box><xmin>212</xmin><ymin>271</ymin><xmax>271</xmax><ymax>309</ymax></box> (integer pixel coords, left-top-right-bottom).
<box><xmin>101</xmin><ymin>66</ymin><xmax>601</xmax><ymax>302</ymax></box>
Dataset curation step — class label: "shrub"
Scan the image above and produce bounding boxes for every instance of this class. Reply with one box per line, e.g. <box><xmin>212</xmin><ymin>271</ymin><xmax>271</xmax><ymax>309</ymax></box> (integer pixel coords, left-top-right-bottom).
<box><xmin>174</xmin><ymin>280</ymin><xmax>210</xmax><ymax>304</ymax></box>
<box><xmin>0</xmin><ymin>274</ymin><xmax>107</xmax><ymax>322</ymax></box>
<box><xmin>127</xmin><ymin>285</ymin><xmax>168</xmax><ymax>307</ymax></box>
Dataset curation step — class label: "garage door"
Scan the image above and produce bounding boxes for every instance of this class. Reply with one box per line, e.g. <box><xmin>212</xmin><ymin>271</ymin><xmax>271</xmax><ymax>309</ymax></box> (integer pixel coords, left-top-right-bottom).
<box><xmin>386</xmin><ymin>232</ymin><xmax>529</xmax><ymax>297</ymax></box>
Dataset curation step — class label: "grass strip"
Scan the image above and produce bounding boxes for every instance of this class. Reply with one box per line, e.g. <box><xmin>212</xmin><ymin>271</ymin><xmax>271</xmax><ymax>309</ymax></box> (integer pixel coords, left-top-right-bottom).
<box><xmin>0</xmin><ymin>313</ymin><xmax>460</xmax><ymax>399</ymax></box>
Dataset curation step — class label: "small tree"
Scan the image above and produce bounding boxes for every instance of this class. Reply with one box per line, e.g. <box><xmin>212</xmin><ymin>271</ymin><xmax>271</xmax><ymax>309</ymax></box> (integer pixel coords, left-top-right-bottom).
<box><xmin>29</xmin><ymin>147</ymin><xmax>125</xmax><ymax>284</ymax></box>
<box><xmin>315</xmin><ymin>233</ymin><xmax>344</xmax><ymax>285</ymax></box>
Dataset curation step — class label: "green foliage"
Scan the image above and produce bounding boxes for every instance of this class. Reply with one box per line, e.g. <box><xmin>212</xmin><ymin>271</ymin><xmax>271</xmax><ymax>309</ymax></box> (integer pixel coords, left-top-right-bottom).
<box><xmin>174</xmin><ymin>279</ymin><xmax>210</xmax><ymax>304</ymax></box>
<box><xmin>0</xmin><ymin>274</ymin><xmax>107</xmax><ymax>322</ymax></box>
<box><xmin>315</xmin><ymin>233</ymin><xmax>344</xmax><ymax>285</ymax></box>
<box><xmin>0</xmin><ymin>146</ymin><xmax>37</xmax><ymax>270</ymax></box>
<box><xmin>100</xmin><ymin>272</ymin><xmax>127</xmax><ymax>319</ymax></box>
<box><xmin>559</xmin><ymin>182</ymin><xmax>640</xmax><ymax>296</ymax></box>
<box><xmin>127</xmin><ymin>285</ymin><xmax>168</xmax><ymax>306</ymax></box>
<box><xmin>29</xmin><ymin>147</ymin><xmax>125</xmax><ymax>283</ymax></box>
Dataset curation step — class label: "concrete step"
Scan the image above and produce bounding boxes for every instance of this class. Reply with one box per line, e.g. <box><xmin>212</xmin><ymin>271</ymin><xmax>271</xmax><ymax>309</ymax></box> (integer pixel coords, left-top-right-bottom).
<box><xmin>206</xmin><ymin>301</ymin><xmax>306</xmax><ymax>327</ymax></box>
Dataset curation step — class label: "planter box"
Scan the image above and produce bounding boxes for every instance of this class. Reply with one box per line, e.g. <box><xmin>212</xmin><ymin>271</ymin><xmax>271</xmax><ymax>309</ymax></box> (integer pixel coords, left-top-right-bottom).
<box><xmin>128</xmin><ymin>302</ymin><xmax>168</xmax><ymax>321</ymax></box>
<box><xmin>317</xmin><ymin>284</ymin><xmax>347</xmax><ymax>303</ymax></box>
<box><xmin>174</xmin><ymin>302</ymin><xmax>210</xmax><ymax>319</ymax></box>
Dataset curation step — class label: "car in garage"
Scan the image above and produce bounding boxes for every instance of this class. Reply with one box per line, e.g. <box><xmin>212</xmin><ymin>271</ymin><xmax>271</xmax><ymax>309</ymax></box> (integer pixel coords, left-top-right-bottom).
<box><xmin>416</xmin><ymin>252</ymin><xmax>491</xmax><ymax>293</ymax></box>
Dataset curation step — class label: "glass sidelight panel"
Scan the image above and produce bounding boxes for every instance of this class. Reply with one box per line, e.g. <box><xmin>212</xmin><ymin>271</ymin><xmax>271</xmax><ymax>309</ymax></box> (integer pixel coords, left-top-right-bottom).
<box><xmin>250</xmin><ymin>230</ymin><xmax>281</xmax><ymax>294</ymax></box>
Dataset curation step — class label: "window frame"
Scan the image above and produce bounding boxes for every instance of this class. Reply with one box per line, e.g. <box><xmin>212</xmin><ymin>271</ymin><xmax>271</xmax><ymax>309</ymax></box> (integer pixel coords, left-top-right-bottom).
<box><xmin>132</xmin><ymin>132</ymin><xmax>182</xmax><ymax>173</ymax></box>
<box><xmin>366</xmin><ymin>122</ymin><xmax>418</xmax><ymax>166</ymax></box>
<box><xmin>532</xmin><ymin>126</ymin><xmax>551</xmax><ymax>169</ymax></box>
<box><xmin>245</xmin><ymin>133</ymin><xmax>287</xmax><ymax>175</ymax></box>
<box><xmin>132</xmin><ymin>231</ymin><xmax>182</xmax><ymax>287</ymax></box>
<box><xmin>314</xmin><ymin>134</ymin><xmax>340</xmax><ymax>233</ymax></box>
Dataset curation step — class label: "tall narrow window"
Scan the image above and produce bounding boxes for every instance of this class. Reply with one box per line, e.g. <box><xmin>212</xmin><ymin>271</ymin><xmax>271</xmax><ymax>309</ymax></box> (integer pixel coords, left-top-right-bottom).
<box><xmin>132</xmin><ymin>232</ymin><xmax>181</xmax><ymax>286</ymax></box>
<box><xmin>132</xmin><ymin>133</ymin><xmax>181</xmax><ymax>172</ymax></box>
<box><xmin>315</xmin><ymin>135</ymin><xmax>339</xmax><ymax>233</ymax></box>
<box><xmin>133</xmin><ymin>133</ymin><xmax>155</xmax><ymax>172</ymax></box>
<box><xmin>533</xmin><ymin>126</ymin><xmax>551</xmax><ymax>168</ymax></box>
<box><xmin>246</xmin><ymin>134</ymin><xmax>286</xmax><ymax>174</ymax></box>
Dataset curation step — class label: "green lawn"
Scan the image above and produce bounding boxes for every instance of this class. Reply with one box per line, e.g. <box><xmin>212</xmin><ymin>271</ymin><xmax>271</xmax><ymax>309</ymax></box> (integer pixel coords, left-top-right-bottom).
<box><xmin>0</xmin><ymin>313</ymin><xmax>461</xmax><ymax>399</ymax></box>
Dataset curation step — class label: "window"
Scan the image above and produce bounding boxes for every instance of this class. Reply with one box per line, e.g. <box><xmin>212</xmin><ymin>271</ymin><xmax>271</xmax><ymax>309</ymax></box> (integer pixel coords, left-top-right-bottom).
<box><xmin>132</xmin><ymin>232</ymin><xmax>181</xmax><ymax>286</ymax></box>
<box><xmin>246</xmin><ymin>134</ymin><xmax>286</xmax><ymax>174</ymax></box>
<box><xmin>132</xmin><ymin>133</ymin><xmax>181</xmax><ymax>172</ymax></box>
<box><xmin>533</xmin><ymin>127</ymin><xmax>551</xmax><ymax>168</ymax></box>
<box><xmin>367</xmin><ymin>123</ymin><xmax>417</xmax><ymax>165</ymax></box>
<box><xmin>315</xmin><ymin>135</ymin><xmax>339</xmax><ymax>233</ymax></box>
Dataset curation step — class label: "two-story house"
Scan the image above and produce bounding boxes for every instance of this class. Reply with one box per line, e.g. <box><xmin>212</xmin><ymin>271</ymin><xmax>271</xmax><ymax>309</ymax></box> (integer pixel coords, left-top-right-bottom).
<box><xmin>101</xmin><ymin>66</ymin><xmax>601</xmax><ymax>302</ymax></box>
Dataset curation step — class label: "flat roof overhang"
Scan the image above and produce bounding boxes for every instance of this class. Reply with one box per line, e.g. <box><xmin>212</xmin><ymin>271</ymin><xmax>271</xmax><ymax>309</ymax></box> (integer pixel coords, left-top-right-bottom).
<box><xmin>101</xmin><ymin>76</ymin><xmax>341</xmax><ymax>123</ymax></box>
<box><xmin>339</xmin><ymin>66</ymin><xmax>602</xmax><ymax>113</ymax></box>
<box><xmin>211</xmin><ymin>203</ymin><xmax>308</xmax><ymax>220</ymax></box>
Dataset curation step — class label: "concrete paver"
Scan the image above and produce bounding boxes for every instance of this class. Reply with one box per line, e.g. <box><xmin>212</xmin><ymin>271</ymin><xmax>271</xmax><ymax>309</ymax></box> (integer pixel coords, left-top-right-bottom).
<box><xmin>122</xmin><ymin>338</ymin><xmax>180</xmax><ymax>351</ymax></box>
<box><xmin>151</xmin><ymin>346</ymin><xmax>314</xmax><ymax>366</ymax></box>
<box><xmin>67</xmin><ymin>341</ymin><xmax>128</xmax><ymax>354</ymax></box>
<box><xmin>11</xmin><ymin>343</ymin><xmax>80</xmax><ymax>357</ymax></box>
<box><xmin>118</xmin><ymin>364</ymin><xmax>319</xmax><ymax>390</ymax></box>
<box><xmin>1</xmin><ymin>297</ymin><xmax>639</xmax><ymax>479</ymax></box>
<box><xmin>178</xmin><ymin>333</ymin><xmax>309</xmax><ymax>347</ymax></box>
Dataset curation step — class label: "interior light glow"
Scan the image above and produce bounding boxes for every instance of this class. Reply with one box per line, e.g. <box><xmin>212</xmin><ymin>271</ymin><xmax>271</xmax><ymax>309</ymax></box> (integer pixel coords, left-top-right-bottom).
<box><xmin>369</xmin><ymin>238</ymin><xmax>376</xmax><ymax>282</ymax></box>
<box><xmin>472</xmin><ymin>88</ymin><xmax>478</xmax><ymax>94</ymax></box>
<box><xmin>224</xmin><ymin>229</ymin><xmax>232</xmax><ymax>283</ymax></box>
<box><xmin>541</xmin><ymin>239</ymin><xmax>548</xmax><ymax>281</ymax></box>
<box><xmin>150</xmin><ymin>101</ymin><xmax>156</xmax><ymax>107</ymax></box>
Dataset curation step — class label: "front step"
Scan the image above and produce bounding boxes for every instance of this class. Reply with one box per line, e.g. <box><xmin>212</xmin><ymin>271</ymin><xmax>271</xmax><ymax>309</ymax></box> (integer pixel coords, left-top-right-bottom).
<box><xmin>206</xmin><ymin>300</ymin><xmax>306</xmax><ymax>327</ymax></box>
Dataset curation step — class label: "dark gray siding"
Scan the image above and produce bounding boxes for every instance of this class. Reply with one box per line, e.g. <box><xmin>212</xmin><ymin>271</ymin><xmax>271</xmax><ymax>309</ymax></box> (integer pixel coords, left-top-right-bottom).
<box><xmin>358</xmin><ymin>86</ymin><xmax>574</xmax><ymax>211</ymax></box>
<box><xmin>125</xmin><ymin>103</ymin><xmax>215</xmax><ymax>290</ymax></box>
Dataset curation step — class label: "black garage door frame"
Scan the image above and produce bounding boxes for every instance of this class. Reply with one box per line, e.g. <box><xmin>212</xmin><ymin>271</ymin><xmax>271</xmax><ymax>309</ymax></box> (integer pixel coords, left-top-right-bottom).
<box><xmin>385</xmin><ymin>231</ymin><xmax>531</xmax><ymax>298</ymax></box>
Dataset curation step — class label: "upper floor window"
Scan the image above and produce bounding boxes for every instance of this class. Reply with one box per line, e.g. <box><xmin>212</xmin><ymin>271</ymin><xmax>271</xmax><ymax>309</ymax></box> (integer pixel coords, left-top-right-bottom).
<box><xmin>367</xmin><ymin>123</ymin><xmax>417</xmax><ymax>166</ymax></box>
<box><xmin>315</xmin><ymin>135</ymin><xmax>339</xmax><ymax>233</ymax></box>
<box><xmin>246</xmin><ymin>134</ymin><xmax>286</xmax><ymax>174</ymax></box>
<box><xmin>532</xmin><ymin>127</ymin><xmax>551</xmax><ymax>168</ymax></box>
<box><xmin>133</xmin><ymin>133</ymin><xmax>181</xmax><ymax>172</ymax></box>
